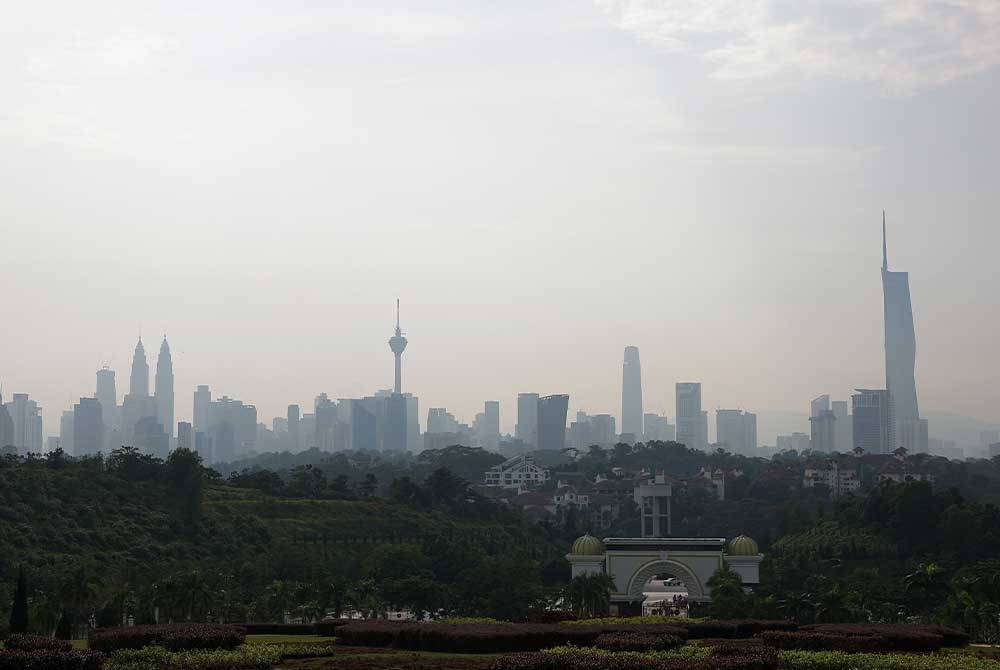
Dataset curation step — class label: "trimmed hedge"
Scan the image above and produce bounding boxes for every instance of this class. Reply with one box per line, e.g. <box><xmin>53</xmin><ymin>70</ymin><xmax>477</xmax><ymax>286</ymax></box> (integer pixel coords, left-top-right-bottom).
<box><xmin>487</xmin><ymin>647</ymin><xmax>778</xmax><ymax>670</ymax></box>
<box><xmin>89</xmin><ymin>624</ymin><xmax>245</xmax><ymax>653</ymax></box>
<box><xmin>3</xmin><ymin>634</ymin><xmax>73</xmax><ymax>651</ymax></box>
<box><xmin>312</xmin><ymin>620</ymin><xmax>354</xmax><ymax>637</ymax></box>
<box><xmin>594</xmin><ymin>633</ymin><xmax>684</xmax><ymax>653</ymax></box>
<box><xmin>241</xmin><ymin>623</ymin><xmax>315</xmax><ymax>636</ymax></box>
<box><xmin>761</xmin><ymin>625</ymin><xmax>947</xmax><ymax>653</ymax></box>
<box><xmin>337</xmin><ymin>622</ymin><xmax>688</xmax><ymax>653</ymax></box>
<box><xmin>0</xmin><ymin>649</ymin><xmax>103</xmax><ymax>670</ymax></box>
<box><xmin>804</xmin><ymin>623</ymin><xmax>967</xmax><ymax>648</ymax></box>
<box><xmin>686</xmin><ymin>620</ymin><xmax>797</xmax><ymax>639</ymax></box>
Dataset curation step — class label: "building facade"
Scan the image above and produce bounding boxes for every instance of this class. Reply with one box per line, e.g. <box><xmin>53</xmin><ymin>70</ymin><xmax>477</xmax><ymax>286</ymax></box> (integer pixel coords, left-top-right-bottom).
<box><xmin>852</xmin><ymin>388</ymin><xmax>893</xmax><ymax>454</ymax></box>
<box><xmin>676</xmin><ymin>383</ymin><xmax>705</xmax><ymax>450</ymax></box>
<box><xmin>621</xmin><ymin>346</ymin><xmax>643</xmax><ymax>442</ymax></box>
<box><xmin>537</xmin><ymin>394</ymin><xmax>569</xmax><ymax>451</ymax></box>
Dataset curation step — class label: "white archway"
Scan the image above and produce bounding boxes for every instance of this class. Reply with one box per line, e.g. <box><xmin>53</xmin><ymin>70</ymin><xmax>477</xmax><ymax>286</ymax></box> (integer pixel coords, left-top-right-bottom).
<box><xmin>626</xmin><ymin>558</ymin><xmax>706</xmax><ymax>601</ymax></box>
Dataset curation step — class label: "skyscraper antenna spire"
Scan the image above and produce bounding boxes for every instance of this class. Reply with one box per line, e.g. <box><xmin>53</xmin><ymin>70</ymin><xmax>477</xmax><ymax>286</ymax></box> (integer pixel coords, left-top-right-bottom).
<box><xmin>882</xmin><ymin>210</ymin><xmax>888</xmax><ymax>271</ymax></box>
<box><xmin>396</xmin><ymin>298</ymin><xmax>400</xmax><ymax>332</ymax></box>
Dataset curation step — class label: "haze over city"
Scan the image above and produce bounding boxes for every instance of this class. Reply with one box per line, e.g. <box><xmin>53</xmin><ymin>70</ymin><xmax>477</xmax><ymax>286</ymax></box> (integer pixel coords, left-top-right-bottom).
<box><xmin>3</xmin><ymin>1</ymin><xmax>999</xmax><ymax>444</ymax></box>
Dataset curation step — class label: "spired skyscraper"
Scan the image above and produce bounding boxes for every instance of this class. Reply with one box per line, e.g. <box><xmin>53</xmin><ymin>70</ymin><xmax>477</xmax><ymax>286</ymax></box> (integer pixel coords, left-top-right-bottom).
<box><xmin>155</xmin><ymin>336</ymin><xmax>175</xmax><ymax>438</ymax></box>
<box><xmin>621</xmin><ymin>346</ymin><xmax>643</xmax><ymax>443</ymax></box>
<box><xmin>881</xmin><ymin>214</ymin><xmax>928</xmax><ymax>453</ymax></box>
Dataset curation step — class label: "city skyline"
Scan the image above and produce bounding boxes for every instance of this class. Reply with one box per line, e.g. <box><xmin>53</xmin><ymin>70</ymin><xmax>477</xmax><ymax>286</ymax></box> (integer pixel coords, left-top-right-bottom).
<box><xmin>3</xmin><ymin>2</ymin><xmax>999</xmax><ymax>444</ymax></box>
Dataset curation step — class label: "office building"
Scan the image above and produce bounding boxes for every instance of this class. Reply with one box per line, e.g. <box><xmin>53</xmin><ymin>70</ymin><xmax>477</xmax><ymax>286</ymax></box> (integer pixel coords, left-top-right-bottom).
<box><xmin>621</xmin><ymin>346</ymin><xmax>643</xmax><ymax>441</ymax></box>
<box><xmin>569</xmin><ymin>411</ymin><xmax>616</xmax><ymax>449</ymax></box>
<box><xmin>832</xmin><ymin>400</ymin><xmax>852</xmax><ymax>453</ymax></box>
<box><xmin>516</xmin><ymin>392</ymin><xmax>540</xmax><ymax>447</ymax></box>
<box><xmin>642</xmin><ymin>413</ymin><xmax>676</xmax><ymax>443</ymax></box>
<box><xmin>537</xmin><ymin>394</ymin><xmax>569</xmax><ymax>451</ymax></box>
<box><xmin>0</xmin><ymin>390</ymin><xmax>13</xmax><ymax>450</ymax></box>
<box><xmin>60</xmin><ymin>410</ymin><xmax>75</xmax><ymax>455</ymax></box>
<box><xmin>4</xmin><ymin>393</ymin><xmax>43</xmax><ymax>454</ymax></box>
<box><xmin>193</xmin><ymin>385</ymin><xmax>211</xmax><ymax>436</ymax></box>
<box><xmin>852</xmin><ymin>388</ymin><xmax>893</xmax><ymax>454</ymax></box>
<box><xmin>776</xmin><ymin>432</ymin><xmax>811</xmax><ymax>452</ymax></box>
<box><xmin>810</xmin><ymin>410</ymin><xmax>836</xmax><ymax>453</ymax></box>
<box><xmin>73</xmin><ymin>397</ymin><xmax>105</xmax><ymax>456</ymax></box>
<box><xmin>810</xmin><ymin>395</ymin><xmax>830</xmax><ymax>419</ymax></box>
<box><xmin>482</xmin><ymin>401</ymin><xmax>500</xmax><ymax>451</ymax></box>
<box><xmin>122</xmin><ymin>338</ymin><xmax>156</xmax><ymax>444</ymax></box>
<box><xmin>716</xmin><ymin>409</ymin><xmax>757</xmax><ymax>454</ymax></box>
<box><xmin>134</xmin><ymin>415</ymin><xmax>169</xmax><ymax>459</ymax></box>
<box><xmin>155</xmin><ymin>337</ymin><xmax>174</xmax><ymax>438</ymax></box>
<box><xmin>95</xmin><ymin>367</ymin><xmax>117</xmax><ymax>448</ymax></box>
<box><xmin>287</xmin><ymin>405</ymin><xmax>300</xmax><ymax>450</ymax></box>
<box><xmin>882</xmin><ymin>215</ymin><xmax>927</xmax><ymax>453</ymax></box>
<box><xmin>676</xmin><ymin>383</ymin><xmax>704</xmax><ymax>450</ymax></box>
<box><xmin>177</xmin><ymin>421</ymin><xmax>193</xmax><ymax>450</ymax></box>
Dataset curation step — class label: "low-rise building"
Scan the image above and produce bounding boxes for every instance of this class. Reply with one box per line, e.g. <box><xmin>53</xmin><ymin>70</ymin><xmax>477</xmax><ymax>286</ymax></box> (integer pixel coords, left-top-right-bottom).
<box><xmin>803</xmin><ymin>460</ymin><xmax>861</xmax><ymax>499</ymax></box>
<box><xmin>483</xmin><ymin>453</ymin><xmax>549</xmax><ymax>490</ymax></box>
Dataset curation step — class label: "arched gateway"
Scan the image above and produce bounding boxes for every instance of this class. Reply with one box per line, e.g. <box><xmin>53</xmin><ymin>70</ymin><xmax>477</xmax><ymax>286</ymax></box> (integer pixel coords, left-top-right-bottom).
<box><xmin>565</xmin><ymin>477</ymin><xmax>762</xmax><ymax>614</ymax></box>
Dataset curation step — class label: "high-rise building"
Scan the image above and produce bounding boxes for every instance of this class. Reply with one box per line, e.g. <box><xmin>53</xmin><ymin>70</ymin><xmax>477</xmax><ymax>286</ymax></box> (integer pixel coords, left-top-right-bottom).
<box><xmin>516</xmin><ymin>393</ymin><xmax>540</xmax><ymax>447</ymax></box>
<box><xmin>642</xmin><ymin>413</ymin><xmax>676</xmax><ymax>443</ymax></box>
<box><xmin>60</xmin><ymin>409</ymin><xmax>75</xmax><ymax>455</ymax></box>
<box><xmin>315</xmin><ymin>393</ymin><xmax>338</xmax><ymax>451</ymax></box>
<box><xmin>155</xmin><ymin>337</ymin><xmax>175</xmax><ymax>438</ymax></box>
<box><xmin>676</xmin><ymin>383</ymin><xmax>704</xmax><ymax>450</ymax></box>
<box><xmin>0</xmin><ymin>390</ymin><xmax>13</xmax><ymax>450</ymax></box>
<box><xmin>777</xmin><ymin>432</ymin><xmax>811</xmax><ymax>452</ymax></box>
<box><xmin>287</xmin><ymin>404</ymin><xmax>301</xmax><ymax>450</ymax></box>
<box><xmin>852</xmin><ymin>388</ymin><xmax>893</xmax><ymax>454</ymax></box>
<box><xmin>716</xmin><ymin>409</ymin><xmax>757</xmax><ymax>454</ymax></box>
<box><xmin>129</xmin><ymin>337</ymin><xmax>149</xmax><ymax>397</ymax></box>
<box><xmin>4</xmin><ymin>393</ymin><xmax>43</xmax><ymax>454</ymax></box>
<box><xmin>481</xmin><ymin>401</ymin><xmax>500</xmax><ymax>451</ymax></box>
<box><xmin>73</xmin><ymin>397</ymin><xmax>104</xmax><ymax>456</ymax></box>
<box><xmin>134</xmin><ymin>415</ymin><xmax>169</xmax><ymax>459</ymax></box>
<box><xmin>882</xmin><ymin>215</ymin><xmax>926</xmax><ymax>453</ymax></box>
<box><xmin>810</xmin><ymin>410</ymin><xmax>836</xmax><ymax>453</ymax></box>
<box><xmin>810</xmin><ymin>394</ymin><xmax>830</xmax><ymax>419</ymax></box>
<box><xmin>193</xmin><ymin>385</ymin><xmax>212</xmax><ymax>436</ymax></box>
<box><xmin>96</xmin><ymin>367</ymin><xmax>117</xmax><ymax>447</ymax></box>
<box><xmin>832</xmin><ymin>401</ymin><xmax>852</xmax><ymax>453</ymax></box>
<box><xmin>177</xmin><ymin>421</ymin><xmax>193</xmax><ymax>450</ymax></box>
<box><xmin>568</xmin><ymin>412</ymin><xmax>616</xmax><ymax>449</ymax></box>
<box><xmin>537</xmin><ymin>394</ymin><xmax>569</xmax><ymax>451</ymax></box>
<box><xmin>122</xmin><ymin>338</ymin><xmax>156</xmax><ymax>444</ymax></box>
<box><xmin>621</xmin><ymin>346</ymin><xmax>643</xmax><ymax>441</ymax></box>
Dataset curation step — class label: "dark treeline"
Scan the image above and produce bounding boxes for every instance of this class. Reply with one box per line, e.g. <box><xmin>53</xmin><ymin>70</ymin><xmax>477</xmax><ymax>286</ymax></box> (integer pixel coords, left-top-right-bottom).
<box><xmin>3</xmin><ymin>441</ymin><xmax>1000</xmax><ymax>641</ymax></box>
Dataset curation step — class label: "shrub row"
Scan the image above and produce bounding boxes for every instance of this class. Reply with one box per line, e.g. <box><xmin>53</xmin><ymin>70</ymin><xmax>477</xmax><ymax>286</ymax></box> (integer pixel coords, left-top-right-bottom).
<box><xmin>337</xmin><ymin>621</ymin><xmax>689</xmax><ymax>653</ymax></box>
<box><xmin>0</xmin><ymin>649</ymin><xmax>103</xmax><ymax>670</ymax></box>
<box><xmin>487</xmin><ymin>647</ymin><xmax>778</xmax><ymax>670</ymax></box>
<box><xmin>594</xmin><ymin>633</ymin><xmax>684</xmax><ymax>653</ymax></box>
<box><xmin>103</xmin><ymin>645</ymin><xmax>280</xmax><ymax>670</ymax></box>
<box><xmin>3</xmin><ymin>634</ymin><xmax>73</xmax><ymax>652</ymax></box>
<box><xmin>89</xmin><ymin>624</ymin><xmax>245</xmax><ymax>653</ymax></box>
<box><xmin>240</xmin><ymin>623</ymin><xmax>316</xmax><ymax>636</ymax></box>
<box><xmin>780</xmin><ymin>649</ymin><xmax>1000</xmax><ymax>670</ymax></box>
<box><xmin>761</xmin><ymin>629</ymin><xmax>946</xmax><ymax>653</ymax></box>
<box><xmin>687</xmin><ymin>620</ymin><xmax>798</xmax><ymax>640</ymax></box>
<box><xmin>804</xmin><ymin>623</ymin><xmax>968</xmax><ymax>648</ymax></box>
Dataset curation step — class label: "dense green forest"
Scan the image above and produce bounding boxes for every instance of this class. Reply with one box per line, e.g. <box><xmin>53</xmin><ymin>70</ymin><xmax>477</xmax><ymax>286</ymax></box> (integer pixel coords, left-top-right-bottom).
<box><xmin>3</xmin><ymin>442</ymin><xmax>1000</xmax><ymax>642</ymax></box>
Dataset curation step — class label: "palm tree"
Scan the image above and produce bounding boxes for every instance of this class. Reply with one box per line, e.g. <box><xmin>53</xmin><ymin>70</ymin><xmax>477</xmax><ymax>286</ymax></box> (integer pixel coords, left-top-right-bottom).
<box><xmin>177</xmin><ymin>570</ymin><xmax>213</xmax><ymax>622</ymax></box>
<box><xmin>904</xmin><ymin>562</ymin><xmax>949</xmax><ymax>619</ymax></box>
<box><xmin>59</xmin><ymin>566</ymin><xmax>101</xmax><ymax>638</ymax></box>
<box><xmin>563</xmin><ymin>573</ymin><xmax>616</xmax><ymax>618</ymax></box>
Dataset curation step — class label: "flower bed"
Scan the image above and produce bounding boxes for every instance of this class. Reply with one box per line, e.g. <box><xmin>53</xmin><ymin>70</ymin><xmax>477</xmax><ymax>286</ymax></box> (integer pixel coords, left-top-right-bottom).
<box><xmin>0</xmin><ymin>649</ymin><xmax>104</xmax><ymax>670</ymax></box>
<box><xmin>487</xmin><ymin>645</ymin><xmax>777</xmax><ymax>670</ymax></box>
<box><xmin>337</xmin><ymin>622</ymin><xmax>689</xmax><ymax>654</ymax></box>
<box><xmin>593</xmin><ymin>632</ymin><xmax>684</xmax><ymax>653</ymax></box>
<box><xmin>89</xmin><ymin>624</ymin><xmax>246</xmax><ymax>653</ymax></box>
<box><xmin>762</xmin><ymin>624</ymin><xmax>964</xmax><ymax>654</ymax></box>
<box><xmin>104</xmin><ymin>645</ymin><xmax>279</xmax><ymax>670</ymax></box>
<box><xmin>3</xmin><ymin>634</ymin><xmax>73</xmax><ymax>651</ymax></box>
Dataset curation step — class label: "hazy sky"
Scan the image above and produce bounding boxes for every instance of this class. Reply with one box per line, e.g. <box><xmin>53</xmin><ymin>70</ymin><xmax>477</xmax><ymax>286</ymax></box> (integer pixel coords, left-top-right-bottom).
<box><xmin>2</xmin><ymin>1</ymin><xmax>998</xmax><ymax>441</ymax></box>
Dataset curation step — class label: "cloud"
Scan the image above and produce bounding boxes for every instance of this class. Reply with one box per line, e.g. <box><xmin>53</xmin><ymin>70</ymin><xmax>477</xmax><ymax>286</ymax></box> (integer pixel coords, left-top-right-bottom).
<box><xmin>26</xmin><ymin>28</ymin><xmax>177</xmax><ymax>80</ymax></box>
<box><xmin>594</xmin><ymin>0</ymin><xmax>1000</xmax><ymax>93</ymax></box>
